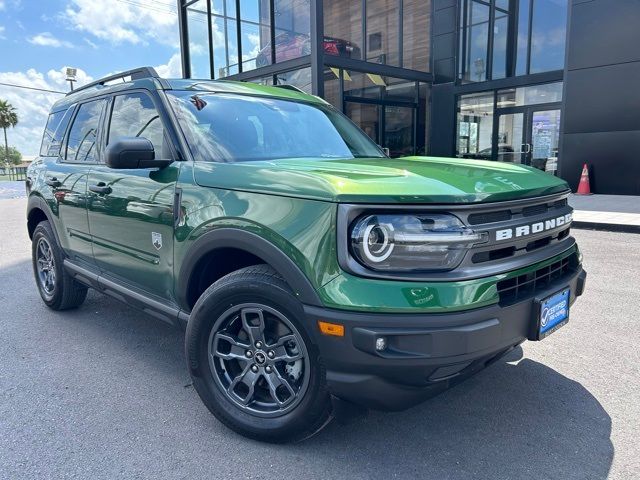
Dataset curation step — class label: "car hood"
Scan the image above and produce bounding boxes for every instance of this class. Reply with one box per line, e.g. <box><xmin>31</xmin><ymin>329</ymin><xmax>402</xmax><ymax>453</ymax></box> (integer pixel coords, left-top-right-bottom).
<box><xmin>193</xmin><ymin>156</ymin><xmax>569</xmax><ymax>204</ymax></box>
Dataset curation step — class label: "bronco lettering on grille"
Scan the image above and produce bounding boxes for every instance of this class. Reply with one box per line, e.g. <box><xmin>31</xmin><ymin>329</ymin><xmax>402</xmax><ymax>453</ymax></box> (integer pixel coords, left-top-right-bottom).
<box><xmin>495</xmin><ymin>213</ymin><xmax>572</xmax><ymax>241</ymax></box>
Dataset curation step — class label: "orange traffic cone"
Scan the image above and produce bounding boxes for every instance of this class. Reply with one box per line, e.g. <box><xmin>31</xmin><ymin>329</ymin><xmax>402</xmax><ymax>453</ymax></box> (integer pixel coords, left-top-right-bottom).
<box><xmin>576</xmin><ymin>163</ymin><xmax>592</xmax><ymax>195</ymax></box>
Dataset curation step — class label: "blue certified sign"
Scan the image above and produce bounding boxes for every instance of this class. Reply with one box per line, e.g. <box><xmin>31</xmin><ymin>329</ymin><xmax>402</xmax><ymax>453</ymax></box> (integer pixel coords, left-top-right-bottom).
<box><xmin>539</xmin><ymin>288</ymin><xmax>570</xmax><ymax>338</ymax></box>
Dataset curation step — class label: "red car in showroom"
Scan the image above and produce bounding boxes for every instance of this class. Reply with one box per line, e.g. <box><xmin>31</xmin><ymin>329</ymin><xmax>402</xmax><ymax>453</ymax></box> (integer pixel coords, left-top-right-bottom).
<box><xmin>256</xmin><ymin>32</ymin><xmax>360</xmax><ymax>67</ymax></box>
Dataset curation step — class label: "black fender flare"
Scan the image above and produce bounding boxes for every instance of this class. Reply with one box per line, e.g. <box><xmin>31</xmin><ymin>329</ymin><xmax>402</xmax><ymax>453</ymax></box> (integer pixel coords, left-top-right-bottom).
<box><xmin>176</xmin><ymin>228</ymin><xmax>323</xmax><ymax>311</ymax></box>
<box><xmin>26</xmin><ymin>195</ymin><xmax>62</xmax><ymax>246</ymax></box>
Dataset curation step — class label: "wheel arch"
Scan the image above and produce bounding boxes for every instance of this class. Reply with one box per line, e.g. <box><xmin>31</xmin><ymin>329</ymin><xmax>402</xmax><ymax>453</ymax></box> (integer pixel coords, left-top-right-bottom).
<box><xmin>177</xmin><ymin>228</ymin><xmax>323</xmax><ymax>312</ymax></box>
<box><xmin>27</xmin><ymin>195</ymin><xmax>61</xmax><ymax>245</ymax></box>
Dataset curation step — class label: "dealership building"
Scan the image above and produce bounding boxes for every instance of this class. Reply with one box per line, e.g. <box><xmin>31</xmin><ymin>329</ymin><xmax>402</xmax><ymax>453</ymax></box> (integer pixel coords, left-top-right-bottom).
<box><xmin>176</xmin><ymin>0</ymin><xmax>639</xmax><ymax>195</ymax></box>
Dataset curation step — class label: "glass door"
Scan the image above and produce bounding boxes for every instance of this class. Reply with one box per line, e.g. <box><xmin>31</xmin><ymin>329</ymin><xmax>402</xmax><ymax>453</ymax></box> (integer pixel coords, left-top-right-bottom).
<box><xmin>344</xmin><ymin>102</ymin><xmax>380</xmax><ymax>145</ymax></box>
<box><xmin>341</xmin><ymin>75</ymin><xmax>423</xmax><ymax>157</ymax></box>
<box><xmin>493</xmin><ymin>106</ymin><xmax>561</xmax><ymax>170</ymax></box>
<box><xmin>344</xmin><ymin>100</ymin><xmax>417</xmax><ymax>157</ymax></box>
<box><xmin>530</xmin><ymin>109</ymin><xmax>561</xmax><ymax>172</ymax></box>
<box><xmin>495</xmin><ymin>112</ymin><xmax>527</xmax><ymax>163</ymax></box>
<box><xmin>384</xmin><ymin>106</ymin><xmax>415</xmax><ymax>157</ymax></box>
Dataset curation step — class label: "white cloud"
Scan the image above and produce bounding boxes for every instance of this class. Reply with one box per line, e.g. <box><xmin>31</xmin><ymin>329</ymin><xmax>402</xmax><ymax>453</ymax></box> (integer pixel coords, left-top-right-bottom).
<box><xmin>28</xmin><ymin>32</ymin><xmax>74</xmax><ymax>48</ymax></box>
<box><xmin>0</xmin><ymin>0</ymin><xmax>21</xmax><ymax>11</ymax></box>
<box><xmin>154</xmin><ymin>53</ymin><xmax>183</xmax><ymax>78</ymax></box>
<box><xmin>0</xmin><ymin>26</ymin><xmax>5</xmax><ymax>40</ymax></box>
<box><xmin>83</xmin><ymin>37</ymin><xmax>97</xmax><ymax>49</ymax></box>
<box><xmin>62</xmin><ymin>0</ymin><xmax>178</xmax><ymax>48</ymax></box>
<box><xmin>0</xmin><ymin>67</ymin><xmax>93</xmax><ymax>156</ymax></box>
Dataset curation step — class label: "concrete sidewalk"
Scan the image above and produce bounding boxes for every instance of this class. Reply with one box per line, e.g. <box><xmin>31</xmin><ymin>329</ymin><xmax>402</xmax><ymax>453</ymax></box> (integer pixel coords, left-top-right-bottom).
<box><xmin>569</xmin><ymin>194</ymin><xmax>640</xmax><ymax>233</ymax></box>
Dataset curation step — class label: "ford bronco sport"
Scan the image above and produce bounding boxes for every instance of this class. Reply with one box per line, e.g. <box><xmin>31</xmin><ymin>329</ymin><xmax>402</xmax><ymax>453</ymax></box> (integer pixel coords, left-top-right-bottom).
<box><xmin>27</xmin><ymin>67</ymin><xmax>587</xmax><ymax>442</ymax></box>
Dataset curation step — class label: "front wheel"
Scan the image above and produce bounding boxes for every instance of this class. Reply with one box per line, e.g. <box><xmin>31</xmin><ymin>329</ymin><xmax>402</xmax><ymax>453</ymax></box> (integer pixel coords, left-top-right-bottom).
<box><xmin>185</xmin><ymin>265</ymin><xmax>332</xmax><ymax>442</ymax></box>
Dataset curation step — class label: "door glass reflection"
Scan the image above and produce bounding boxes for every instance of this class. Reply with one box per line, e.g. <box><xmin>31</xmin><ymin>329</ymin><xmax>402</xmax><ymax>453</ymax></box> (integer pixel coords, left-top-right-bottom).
<box><xmin>385</xmin><ymin>106</ymin><xmax>414</xmax><ymax>157</ymax></box>
<box><xmin>345</xmin><ymin>102</ymin><xmax>380</xmax><ymax>145</ymax></box>
<box><xmin>531</xmin><ymin>109</ymin><xmax>561</xmax><ymax>172</ymax></box>
<box><xmin>497</xmin><ymin>113</ymin><xmax>525</xmax><ymax>163</ymax></box>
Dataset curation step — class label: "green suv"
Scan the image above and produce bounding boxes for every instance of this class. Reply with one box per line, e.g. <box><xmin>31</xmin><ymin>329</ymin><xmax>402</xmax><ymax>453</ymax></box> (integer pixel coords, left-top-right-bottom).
<box><xmin>27</xmin><ymin>67</ymin><xmax>587</xmax><ymax>442</ymax></box>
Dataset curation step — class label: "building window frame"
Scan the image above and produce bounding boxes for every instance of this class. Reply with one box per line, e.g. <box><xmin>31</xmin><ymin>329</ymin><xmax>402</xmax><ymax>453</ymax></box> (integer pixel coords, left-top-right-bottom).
<box><xmin>457</xmin><ymin>0</ymin><xmax>568</xmax><ymax>84</ymax></box>
<box><xmin>458</xmin><ymin>0</ymin><xmax>513</xmax><ymax>83</ymax></box>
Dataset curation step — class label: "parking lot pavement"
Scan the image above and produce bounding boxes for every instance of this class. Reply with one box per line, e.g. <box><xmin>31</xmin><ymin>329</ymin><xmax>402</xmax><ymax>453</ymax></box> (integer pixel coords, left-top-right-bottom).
<box><xmin>0</xmin><ymin>181</ymin><xmax>26</xmax><ymax>200</ymax></box>
<box><xmin>1</xmin><ymin>197</ymin><xmax>638</xmax><ymax>480</ymax></box>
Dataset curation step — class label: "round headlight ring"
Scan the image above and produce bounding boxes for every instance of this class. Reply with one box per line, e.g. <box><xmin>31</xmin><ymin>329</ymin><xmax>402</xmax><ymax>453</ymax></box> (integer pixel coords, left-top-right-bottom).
<box><xmin>362</xmin><ymin>222</ymin><xmax>395</xmax><ymax>263</ymax></box>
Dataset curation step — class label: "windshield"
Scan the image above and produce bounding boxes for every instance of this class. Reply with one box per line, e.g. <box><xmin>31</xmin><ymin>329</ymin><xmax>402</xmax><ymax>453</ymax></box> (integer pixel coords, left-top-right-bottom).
<box><xmin>167</xmin><ymin>91</ymin><xmax>385</xmax><ymax>162</ymax></box>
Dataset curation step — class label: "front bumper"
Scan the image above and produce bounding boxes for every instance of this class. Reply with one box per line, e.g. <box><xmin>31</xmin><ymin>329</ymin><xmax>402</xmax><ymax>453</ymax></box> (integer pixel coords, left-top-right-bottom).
<box><xmin>305</xmin><ymin>266</ymin><xmax>587</xmax><ymax>411</ymax></box>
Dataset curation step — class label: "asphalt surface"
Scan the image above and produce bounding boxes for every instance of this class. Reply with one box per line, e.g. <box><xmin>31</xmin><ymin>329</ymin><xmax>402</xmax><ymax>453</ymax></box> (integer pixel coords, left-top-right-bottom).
<box><xmin>1</xmin><ymin>197</ymin><xmax>639</xmax><ymax>479</ymax></box>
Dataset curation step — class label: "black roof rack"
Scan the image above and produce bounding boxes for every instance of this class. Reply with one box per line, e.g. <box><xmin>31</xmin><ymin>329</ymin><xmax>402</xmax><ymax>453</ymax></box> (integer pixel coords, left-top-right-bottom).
<box><xmin>66</xmin><ymin>66</ymin><xmax>160</xmax><ymax>96</ymax></box>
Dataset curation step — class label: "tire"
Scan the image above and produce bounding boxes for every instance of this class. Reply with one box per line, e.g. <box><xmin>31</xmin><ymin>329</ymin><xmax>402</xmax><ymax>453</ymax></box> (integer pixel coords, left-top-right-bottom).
<box><xmin>186</xmin><ymin>265</ymin><xmax>332</xmax><ymax>443</ymax></box>
<box><xmin>32</xmin><ymin>220</ymin><xmax>88</xmax><ymax>310</ymax></box>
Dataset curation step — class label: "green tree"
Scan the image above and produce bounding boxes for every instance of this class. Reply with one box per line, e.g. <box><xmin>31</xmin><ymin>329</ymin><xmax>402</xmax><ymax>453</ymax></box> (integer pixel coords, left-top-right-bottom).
<box><xmin>6</xmin><ymin>146</ymin><xmax>22</xmax><ymax>165</ymax></box>
<box><xmin>0</xmin><ymin>99</ymin><xmax>19</xmax><ymax>167</ymax></box>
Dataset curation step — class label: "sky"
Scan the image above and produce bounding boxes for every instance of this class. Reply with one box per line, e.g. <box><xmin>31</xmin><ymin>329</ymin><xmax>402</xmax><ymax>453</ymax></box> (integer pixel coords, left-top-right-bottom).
<box><xmin>0</xmin><ymin>0</ymin><xmax>183</xmax><ymax>157</ymax></box>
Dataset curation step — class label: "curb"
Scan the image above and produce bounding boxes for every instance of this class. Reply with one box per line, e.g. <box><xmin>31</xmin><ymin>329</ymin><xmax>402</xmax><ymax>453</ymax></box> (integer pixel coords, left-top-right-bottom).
<box><xmin>572</xmin><ymin>221</ymin><xmax>640</xmax><ymax>234</ymax></box>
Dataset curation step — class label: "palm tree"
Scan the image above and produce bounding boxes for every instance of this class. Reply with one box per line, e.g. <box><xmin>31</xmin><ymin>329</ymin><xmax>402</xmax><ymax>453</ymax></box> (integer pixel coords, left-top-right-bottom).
<box><xmin>0</xmin><ymin>100</ymin><xmax>19</xmax><ymax>166</ymax></box>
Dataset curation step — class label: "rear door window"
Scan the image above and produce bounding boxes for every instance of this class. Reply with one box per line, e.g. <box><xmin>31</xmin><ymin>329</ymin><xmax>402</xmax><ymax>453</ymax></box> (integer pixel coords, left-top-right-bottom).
<box><xmin>40</xmin><ymin>107</ymin><xmax>74</xmax><ymax>157</ymax></box>
<box><xmin>64</xmin><ymin>99</ymin><xmax>106</xmax><ymax>163</ymax></box>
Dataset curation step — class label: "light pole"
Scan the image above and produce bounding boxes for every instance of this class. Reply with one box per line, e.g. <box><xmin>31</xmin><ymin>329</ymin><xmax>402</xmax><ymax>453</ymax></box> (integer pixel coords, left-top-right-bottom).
<box><xmin>65</xmin><ymin>67</ymin><xmax>77</xmax><ymax>91</ymax></box>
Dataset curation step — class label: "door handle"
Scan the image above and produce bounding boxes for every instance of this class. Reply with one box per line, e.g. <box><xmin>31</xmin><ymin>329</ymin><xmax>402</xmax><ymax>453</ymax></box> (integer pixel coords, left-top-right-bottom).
<box><xmin>89</xmin><ymin>182</ymin><xmax>112</xmax><ymax>195</ymax></box>
<box><xmin>521</xmin><ymin>143</ymin><xmax>532</xmax><ymax>154</ymax></box>
<box><xmin>45</xmin><ymin>177</ymin><xmax>61</xmax><ymax>187</ymax></box>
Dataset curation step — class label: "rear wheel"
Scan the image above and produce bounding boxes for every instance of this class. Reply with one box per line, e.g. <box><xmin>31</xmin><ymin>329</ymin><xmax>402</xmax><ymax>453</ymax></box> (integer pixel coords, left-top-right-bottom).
<box><xmin>32</xmin><ymin>221</ymin><xmax>87</xmax><ymax>310</ymax></box>
<box><xmin>186</xmin><ymin>265</ymin><xmax>332</xmax><ymax>442</ymax></box>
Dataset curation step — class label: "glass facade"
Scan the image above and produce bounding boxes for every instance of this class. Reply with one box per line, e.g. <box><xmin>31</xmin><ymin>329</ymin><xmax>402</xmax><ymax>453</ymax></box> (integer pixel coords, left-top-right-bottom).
<box><xmin>273</xmin><ymin>0</ymin><xmax>312</xmax><ymax>63</ymax></box>
<box><xmin>184</xmin><ymin>0</ymin><xmax>311</xmax><ymax>79</ymax></box>
<box><xmin>322</xmin><ymin>0</ymin><xmax>431</xmax><ymax>68</ymax></box>
<box><xmin>517</xmin><ymin>0</ymin><xmax>568</xmax><ymax>75</ymax></box>
<box><xmin>457</xmin><ymin>92</ymin><xmax>494</xmax><ymax>158</ymax></box>
<box><xmin>459</xmin><ymin>0</ymin><xmax>568</xmax><ymax>82</ymax></box>
<box><xmin>178</xmin><ymin>0</ymin><xmax>570</xmax><ymax>165</ymax></box>
<box><xmin>186</xmin><ymin>0</ymin><xmax>210</xmax><ymax>78</ymax></box>
<box><xmin>455</xmin><ymin>0</ymin><xmax>567</xmax><ymax>172</ymax></box>
<box><xmin>329</xmin><ymin>68</ymin><xmax>429</xmax><ymax>156</ymax></box>
<box><xmin>456</xmin><ymin>82</ymin><xmax>563</xmax><ymax>170</ymax></box>
<box><xmin>179</xmin><ymin>0</ymin><xmax>433</xmax><ymax>157</ymax></box>
<box><xmin>496</xmin><ymin>81</ymin><xmax>563</xmax><ymax>107</ymax></box>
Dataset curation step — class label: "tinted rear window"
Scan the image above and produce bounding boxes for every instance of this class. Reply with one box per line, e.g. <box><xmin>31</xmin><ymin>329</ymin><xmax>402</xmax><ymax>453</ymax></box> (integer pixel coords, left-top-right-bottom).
<box><xmin>64</xmin><ymin>99</ymin><xmax>106</xmax><ymax>164</ymax></box>
<box><xmin>40</xmin><ymin>107</ymin><xmax>74</xmax><ymax>157</ymax></box>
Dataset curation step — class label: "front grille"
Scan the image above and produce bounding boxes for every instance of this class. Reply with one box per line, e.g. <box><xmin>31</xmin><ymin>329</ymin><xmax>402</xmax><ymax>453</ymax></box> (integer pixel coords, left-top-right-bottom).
<box><xmin>497</xmin><ymin>253</ymin><xmax>576</xmax><ymax>304</ymax></box>
<box><xmin>467</xmin><ymin>210</ymin><xmax>512</xmax><ymax>225</ymax></box>
<box><xmin>523</xmin><ymin>204</ymin><xmax>548</xmax><ymax>217</ymax></box>
<box><xmin>460</xmin><ymin>193</ymin><xmax>574</xmax><ymax>268</ymax></box>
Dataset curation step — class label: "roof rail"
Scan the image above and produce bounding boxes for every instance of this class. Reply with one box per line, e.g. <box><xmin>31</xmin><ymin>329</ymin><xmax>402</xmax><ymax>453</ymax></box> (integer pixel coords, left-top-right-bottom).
<box><xmin>66</xmin><ymin>66</ymin><xmax>160</xmax><ymax>96</ymax></box>
<box><xmin>273</xmin><ymin>84</ymin><xmax>306</xmax><ymax>94</ymax></box>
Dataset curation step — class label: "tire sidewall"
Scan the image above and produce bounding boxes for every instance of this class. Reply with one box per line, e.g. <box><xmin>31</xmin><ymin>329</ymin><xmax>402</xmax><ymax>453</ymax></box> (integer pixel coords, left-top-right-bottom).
<box><xmin>32</xmin><ymin>222</ymin><xmax>64</xmax><ymax>308</ymax></box>
<box><xmin>186</xmin><ymin>276</ymin><xmax>329</xmax><ymax>440</ymax></box>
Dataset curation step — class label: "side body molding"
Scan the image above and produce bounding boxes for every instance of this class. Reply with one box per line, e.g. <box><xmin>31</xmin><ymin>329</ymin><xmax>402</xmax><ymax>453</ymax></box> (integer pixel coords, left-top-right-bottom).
<box><xmin>176</xmin><ymin>228</ymin><xmax>323</xmax><ymax>311</ymax></box>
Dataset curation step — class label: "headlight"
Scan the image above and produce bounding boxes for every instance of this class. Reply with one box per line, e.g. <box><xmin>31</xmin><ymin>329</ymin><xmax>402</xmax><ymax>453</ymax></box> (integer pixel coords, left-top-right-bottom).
<box><xmin>350</xmin><ymin>213</ymin><xmax>487</xmax><ymax>272</ymax></box>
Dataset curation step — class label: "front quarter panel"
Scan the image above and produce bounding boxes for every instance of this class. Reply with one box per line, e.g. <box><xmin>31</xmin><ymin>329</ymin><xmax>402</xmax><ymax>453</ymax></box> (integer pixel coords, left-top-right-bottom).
<box><xmin>175</xmin><ymin>162</ymin><xmax>340</xmax><ymax>307</ymax></box>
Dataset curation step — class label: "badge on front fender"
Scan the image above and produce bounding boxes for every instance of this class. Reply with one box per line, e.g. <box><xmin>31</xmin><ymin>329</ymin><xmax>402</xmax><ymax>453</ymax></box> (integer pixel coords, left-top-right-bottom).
<box><xmin>151</xmin><ymin>232</ymin><xmax>162</xmax><ymax>250</ymax></box>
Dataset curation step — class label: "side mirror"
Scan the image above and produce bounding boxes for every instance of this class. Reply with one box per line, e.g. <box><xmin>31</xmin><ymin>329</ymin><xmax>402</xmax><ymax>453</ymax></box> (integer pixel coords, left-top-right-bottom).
<box><xmin>105</xmin><ymin>137</ymin><xmax>172</xmax><ymax>169</ymax></box>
